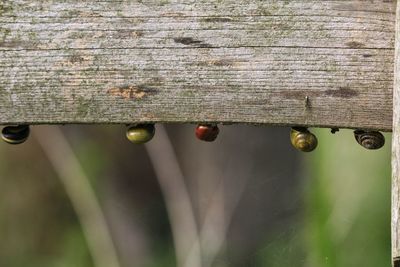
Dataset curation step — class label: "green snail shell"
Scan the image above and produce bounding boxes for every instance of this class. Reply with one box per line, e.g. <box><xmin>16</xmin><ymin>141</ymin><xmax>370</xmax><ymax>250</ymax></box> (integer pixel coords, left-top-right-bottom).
<box><xmin>126</xmin><ymin>124</ymin><xmax>155</xmax><ymax>144</ymax></box>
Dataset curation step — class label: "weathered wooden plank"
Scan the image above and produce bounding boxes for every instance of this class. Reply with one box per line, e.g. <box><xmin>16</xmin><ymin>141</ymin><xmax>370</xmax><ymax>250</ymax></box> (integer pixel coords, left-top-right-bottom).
<box><xmin>393</xmin><ymin>1</ymin><xmax>400</xmax><ymax>265</ymax></box>
<box><xmin>0</xmin><ymin>0</ymin><xmax>396</xmax><ymax>130</ymax></box>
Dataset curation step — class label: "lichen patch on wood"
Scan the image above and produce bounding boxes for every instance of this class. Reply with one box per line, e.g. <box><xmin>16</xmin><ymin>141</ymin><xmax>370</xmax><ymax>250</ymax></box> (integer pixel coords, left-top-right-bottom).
<box><xmin>107</xmin><ymin>85</ymin><xmax>158</xmax><ymax>100</ymax></box>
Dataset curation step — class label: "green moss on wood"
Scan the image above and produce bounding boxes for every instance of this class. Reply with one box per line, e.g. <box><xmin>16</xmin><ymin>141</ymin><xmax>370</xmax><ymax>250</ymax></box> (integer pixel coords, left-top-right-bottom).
<box><xmin>0</xmin><ymin>0</ymin><xmax>12</xmax><ymax>16</ymax></box>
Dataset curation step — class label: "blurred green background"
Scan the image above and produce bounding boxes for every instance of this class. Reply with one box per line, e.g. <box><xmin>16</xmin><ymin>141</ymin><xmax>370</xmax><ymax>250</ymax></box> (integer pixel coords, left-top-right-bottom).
<box><xmin>0</xmin><ymin>125</ymin><xmax>391</xmax><ymax>267</ymax></box>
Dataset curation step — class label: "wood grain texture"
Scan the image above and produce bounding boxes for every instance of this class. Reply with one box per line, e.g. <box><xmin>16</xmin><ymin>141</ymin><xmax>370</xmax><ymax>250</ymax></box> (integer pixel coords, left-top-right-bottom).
<box><xmin>393</xmin><ymin>1</ymin><xmax>400</xmax><ymax>265</ymax></box>
<box><xmin>0</xmin><ymin>0</ymin><xmax>396</xmax><ymax>130</ymax></box>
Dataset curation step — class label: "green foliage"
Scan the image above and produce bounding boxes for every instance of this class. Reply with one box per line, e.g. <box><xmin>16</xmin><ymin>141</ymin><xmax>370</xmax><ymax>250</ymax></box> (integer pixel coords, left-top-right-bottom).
<box><xmin>0</xmin><ymin>127</ymin><xmax>391</xmax><ymax>266</ymax></box>
<box><xmin>0</xmin><ymin>137</ymin><xmax>92</xmax><ymax>267</ymax></box>
<box><xmin>256</xmin><ymin>226</ymin><xmax>306</xmax><ymax>267</ymax></box>
<box><xmin>257</xmin><ymin>129</ymin><xmax>390</xmax><ymax>267</ymax></box>
<box><xmin>145</xmin><ymin>243</ymin><xmax>176</xmax><ymax>267</ymax></box>
<box><xmin>305</xmin><ymin>129</ymin><xmax>391</xmax><ymax>267</ymax></box>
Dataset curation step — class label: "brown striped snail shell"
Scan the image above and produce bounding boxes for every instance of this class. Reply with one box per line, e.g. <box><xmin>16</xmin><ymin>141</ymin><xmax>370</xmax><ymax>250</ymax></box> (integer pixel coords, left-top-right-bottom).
<box><xmin>126</xmin><ymin>124</ymin><xmax>155</xmax><ymax>144</ymax></box>
<box><xmin>354</xmin><ymin>130</ymin><xmax>385</xmax><ymax>150</ymax></box>
<box><xmin>290</xmin><ymin>127</ymin><xmax>318</xmax><ymax>152</ymax></box>
<box><xmin>195</xmin><ymin>124</ymin><xmax>219</xmax><ymax>142</ymax></box>
<box><xmin>1</xmin><ymin>125</ymin><xmax>30</xmax><ymax>145</ymax></box>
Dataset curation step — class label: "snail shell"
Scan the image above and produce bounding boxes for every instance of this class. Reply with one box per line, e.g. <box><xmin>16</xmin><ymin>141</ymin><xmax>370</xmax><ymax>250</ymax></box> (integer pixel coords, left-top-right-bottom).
<box><xmin>290</xmin><ymin>127</ymin><xmax>318</xmax><ymax>152</ymax></box>
<box><xmin>126</xmin><ymin>124</ymin><xmax>155</xmax><ymax>144</ymax></box>
<box><xmin>1</xmin><ymin>125</ymin><xmax>30</xmax><ymax>145</ymax></box>
<box><xmin>354</xmin><ymin>130</ymin><xmax>385</xmax><ymax>150</ymax></box>
<box><xmin>195</xmin><ymin>124</ymin><xmax>219</xmax><ymax>142</ymax></box>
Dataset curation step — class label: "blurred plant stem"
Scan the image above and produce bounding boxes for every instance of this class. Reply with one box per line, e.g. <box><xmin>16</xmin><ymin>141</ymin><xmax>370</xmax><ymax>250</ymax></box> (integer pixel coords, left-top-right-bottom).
<box><xmin>146</xmin><ymin>125</ymin><xmax>252</xmax><ymax>267</ymax></box>
<box><xmin>198</xmin><ymin>155</ymin><xmax>253</xmax><ymax>267</ymax></box>
<box><xmin>33</xmin><ymin>126</ymin><xmax>120</xmax><ymax>267</ymax></box>
<box><xmin>145</xmin><ymin>125</ymin><xmax>202</xmax><ymax>267</ymax></box>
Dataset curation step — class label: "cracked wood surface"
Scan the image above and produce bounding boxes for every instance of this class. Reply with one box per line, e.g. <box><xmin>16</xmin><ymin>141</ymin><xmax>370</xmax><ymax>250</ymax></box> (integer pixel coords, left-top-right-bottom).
<box><xmin>0</xmin><ymin>0</ymin><xmax>396</xmax><ymax>130</ymax></box>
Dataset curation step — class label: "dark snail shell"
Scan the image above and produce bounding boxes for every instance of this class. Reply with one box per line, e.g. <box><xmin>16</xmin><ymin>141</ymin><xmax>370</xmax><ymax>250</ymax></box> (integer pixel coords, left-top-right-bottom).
<box><xmin>290</xmin><ymin>127</ymin><xmax>318</xmax><ymax>152</ymax></box>
<box><xmin>195</xmin><ymin>124</ymin><xmax>219</xmax><ymax>142</ymax></box>
<box><xmin>126</xmin><ymin>124</ymin><xmax>155</xmax><ymax>144</ymax></box>
<box><xmin>1</xmin><ymin>125</ymin><xmax>30</xmax><ymax>145</ymax></box>
<box><xmin>354</xmin><ymin>130</ymin><xmax>385</xmax><ymax>150</ymax></box>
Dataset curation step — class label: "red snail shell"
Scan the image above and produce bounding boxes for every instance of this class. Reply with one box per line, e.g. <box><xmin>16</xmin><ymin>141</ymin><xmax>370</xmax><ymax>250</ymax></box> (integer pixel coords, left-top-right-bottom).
<box><xmin>195</xmin><ymin>124</ymin><xmax>219</xmax><ymax>142</ymax></box>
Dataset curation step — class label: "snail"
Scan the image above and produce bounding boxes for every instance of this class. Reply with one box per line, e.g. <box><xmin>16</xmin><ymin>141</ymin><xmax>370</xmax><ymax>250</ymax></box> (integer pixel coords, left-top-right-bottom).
<box><xmin>1</xmin><ymin>125</ymin><xmax>30</xmax><ymax>145</ymax></box>
<box><xmin>354</xmin><ymin>130</ymin><xmax>385</xmax><ymax>150</ymax></box>
<box><xmin>195</xmin><ymin>124</ymin><xmax>219</xmax><ymax>142</ymax></box>
<box><xmin>290</xmin><ymin>127</ymin><xmax>318</xmax><ymax>152</ymax></box>
<box><xmin>126</xmin><ymin>124</ymin><xmax>155</xmax><ymax>144</ymax></box>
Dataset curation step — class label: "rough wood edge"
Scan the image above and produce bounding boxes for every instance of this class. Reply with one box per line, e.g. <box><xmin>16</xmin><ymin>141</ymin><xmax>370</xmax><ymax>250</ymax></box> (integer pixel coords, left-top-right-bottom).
<box><xmin>0</xmin><ymin>121</ymin><xmax>391</xmax><ymax>132</ymax></box>
<box><xmin>392</xmin><ymin>0</ymin><xmax>400</xmax><ymax>265</ymax></box>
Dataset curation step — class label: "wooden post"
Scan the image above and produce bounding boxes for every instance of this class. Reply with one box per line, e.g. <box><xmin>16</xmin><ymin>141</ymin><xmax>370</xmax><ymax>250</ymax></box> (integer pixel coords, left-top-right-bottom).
<box><xmin>0</xmin><ymin>0</ymin><xmax>399</xmax><ymax>264</ymax></box>
<box><xmin>0</xmin><ymin>1</ymin><xmax>395</xmax><ymax>129</ymax></box>
<box><xmin>393</xmin><ymin>1</ymin><xmax>400</xmax><ymax>266</ymax></box>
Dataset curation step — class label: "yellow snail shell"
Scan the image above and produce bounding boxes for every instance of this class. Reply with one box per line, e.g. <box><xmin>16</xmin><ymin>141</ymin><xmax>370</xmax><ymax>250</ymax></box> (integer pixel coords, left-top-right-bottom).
<box><xmin>290</xmin><ymin>127</ymin><xmax>318</xmax><ymax>152</ymax></box>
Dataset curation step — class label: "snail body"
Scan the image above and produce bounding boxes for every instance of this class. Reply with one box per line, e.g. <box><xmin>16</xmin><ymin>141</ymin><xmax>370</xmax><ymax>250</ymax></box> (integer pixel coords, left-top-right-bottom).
<box><xmin>126</xmin><ymin>124</ymin><xmax>155</xmax><ymax>144</ymax></box>
<box><xmin>195</xmin><ymin>124</ymin><xmax>219</xmax><ymax>142</ymax></box>
<box><xmin>1</xmin><ymin>125</ymin><xmax>30</xmax><ymax>145</ymax></box>
<box><xmin>290</xmin><ymin>127</ymin><xmax>318</xmax><ymax>152</ymax></box>
<box><xmin>354</xmin><ymin>130</ymin><xmax>385</xmax><ymax>150</ymax></box>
